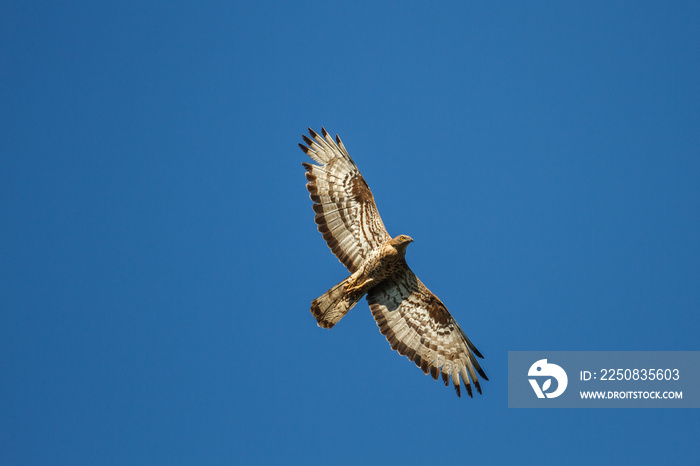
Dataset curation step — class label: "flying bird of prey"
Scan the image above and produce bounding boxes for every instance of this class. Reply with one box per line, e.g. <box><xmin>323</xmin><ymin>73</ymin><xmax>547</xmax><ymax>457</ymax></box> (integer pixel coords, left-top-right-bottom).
<box><xmin>300</xmin><ymin>128</ymin><xmax>487</xmax><ymax>397</ymax></box>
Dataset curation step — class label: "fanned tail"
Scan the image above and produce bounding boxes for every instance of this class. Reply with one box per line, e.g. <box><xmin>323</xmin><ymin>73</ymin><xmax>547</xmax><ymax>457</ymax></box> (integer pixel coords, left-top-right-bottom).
<box><xmin>311</xmin><ymin>276</ymin><xmax>364</xmax><ymax>329</ymax></box>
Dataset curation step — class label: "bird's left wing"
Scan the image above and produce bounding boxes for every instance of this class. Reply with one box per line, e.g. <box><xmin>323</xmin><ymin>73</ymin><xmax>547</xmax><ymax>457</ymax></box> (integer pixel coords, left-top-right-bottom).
<box><xmin>367</xmin><ymin>265</ymin><xmax>487</xmax><ymax>397</ymax></box>
<box><xmin>300</xmin><ymin>128</ymin><xmax>390</xmax><ymax>273</ymax></box>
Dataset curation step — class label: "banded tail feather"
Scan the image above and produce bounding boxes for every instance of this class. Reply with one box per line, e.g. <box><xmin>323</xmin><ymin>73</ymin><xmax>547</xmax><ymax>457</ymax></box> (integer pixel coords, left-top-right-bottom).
<box><xmin>310</xmin><ymin>276</ymin><xmax>364</xmax><ymax>329</ymax></box>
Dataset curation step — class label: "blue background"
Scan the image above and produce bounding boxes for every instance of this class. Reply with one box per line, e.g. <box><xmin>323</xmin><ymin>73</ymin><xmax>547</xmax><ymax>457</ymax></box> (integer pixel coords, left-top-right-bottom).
<box><xmin>2</xmin><ymin>1</ymin><xmax>699</xmax><ymax>464</ymax></box>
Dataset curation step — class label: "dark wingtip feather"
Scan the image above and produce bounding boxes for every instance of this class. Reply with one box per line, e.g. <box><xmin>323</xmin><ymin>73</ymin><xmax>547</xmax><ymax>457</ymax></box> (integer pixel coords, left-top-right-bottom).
<box><xmin>441</xmin><ymin>372</ymin><xmax>449</xmax><ymax>386</ymax></box>
<box><xmin>465</xmin><ymin>382</ymin><xmax>473</xmax><ymax>398</ymax></box>
<box><xmin>302</xmin><ymin>135</ymin><xmax>314</xmax><ymax>146</ymax></box>
<box><xmin>475</xmin><ymin>379</ymin><xmax>482</xmax><ymax>395</ymax></box>
<box><xmin>308</xmin><ymin>127</ymin><xmax>318</xmax><ymax>138</ymax></box>
<box><xmin>455</xmin><ymin>383</ymin><xmax>461</xmax><ymax>398</ymax></box>
<box><xmin>299</xmin><ymin>143</ymin><xmax>310</xmax><ymax>154</ymax></box>
<box><xmin>321</xmin><ymin>127</ymin><xmax>329</xmax><ymax>138</ymax></box>
<box><xmin>473</xmin><ymin>357</ymin><xmax>488</xmax><ymax>380</ymax></box>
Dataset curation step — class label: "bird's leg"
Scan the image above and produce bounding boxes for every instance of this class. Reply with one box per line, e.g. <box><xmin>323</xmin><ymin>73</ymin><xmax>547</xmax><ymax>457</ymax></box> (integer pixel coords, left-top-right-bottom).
<box><xmin>346</xmin><ymin>277</ymin><xmax>374</xmax><ymax>294</ymax></box>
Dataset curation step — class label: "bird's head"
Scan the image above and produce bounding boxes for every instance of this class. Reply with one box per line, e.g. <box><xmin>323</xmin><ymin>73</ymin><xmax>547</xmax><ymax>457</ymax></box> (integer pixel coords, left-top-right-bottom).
<box><xmin>390</xmin><ymin>234</ymin><xmax>414</xmax><ymax>254</ymax></box>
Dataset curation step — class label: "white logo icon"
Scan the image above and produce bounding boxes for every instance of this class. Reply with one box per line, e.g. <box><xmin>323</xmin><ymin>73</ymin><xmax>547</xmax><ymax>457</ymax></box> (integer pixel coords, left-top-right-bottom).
<box><xmin>528</xmin><ymin>359</ymin><xmax>568</xmax><ymax>398</ymax></box>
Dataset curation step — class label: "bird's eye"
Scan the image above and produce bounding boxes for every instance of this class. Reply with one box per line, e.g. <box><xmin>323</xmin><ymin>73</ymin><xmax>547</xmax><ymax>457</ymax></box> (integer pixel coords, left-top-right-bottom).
<box><xmin>399</xmin><ymin>236</ymin><xmax>405</xmax><ymax>241</ymax></box>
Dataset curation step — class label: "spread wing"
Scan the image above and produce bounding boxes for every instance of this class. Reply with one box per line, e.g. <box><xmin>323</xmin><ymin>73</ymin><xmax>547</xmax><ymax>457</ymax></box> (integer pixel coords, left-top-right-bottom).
<box><xmin>367</xmin><ymin>265</ymin><xmax>488</xmax><ymax>397</ymax></box>
<box><xmin>300</xmin><ymin>128</ymin><xmax>390</xmax><ymax>273</ymax></box>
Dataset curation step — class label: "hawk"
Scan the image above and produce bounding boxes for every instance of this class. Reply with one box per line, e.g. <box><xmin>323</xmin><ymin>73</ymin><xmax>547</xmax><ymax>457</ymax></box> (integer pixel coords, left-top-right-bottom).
<box><xmin>300</xmin><ymin>127</ymin><xmax>487</xmax><ymax>397</ymax></box>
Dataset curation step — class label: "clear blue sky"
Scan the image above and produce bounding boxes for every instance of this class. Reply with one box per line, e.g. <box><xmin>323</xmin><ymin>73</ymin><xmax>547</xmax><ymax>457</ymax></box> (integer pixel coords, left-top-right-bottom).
<box><xmin>2</xmin><ymin>1</ymin><xmax>699</xmax><ymax>464</ymax></box>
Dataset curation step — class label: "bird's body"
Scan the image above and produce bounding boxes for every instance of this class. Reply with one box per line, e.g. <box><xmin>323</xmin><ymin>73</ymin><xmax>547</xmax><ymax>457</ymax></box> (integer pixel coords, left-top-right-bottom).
<box><xmin>346</xmin><ymin>235</ymin><xmax>413</xmax><ymax>295</ymax></box>
<box><xmin>300</xmin><ymin>127</ymin><xmax>487</xmax><ymax>397</ymax></box>
<box><xmin>310</xmin><ymin>235</ymin><xmax>413</xmax><ymax>328</ymax></box>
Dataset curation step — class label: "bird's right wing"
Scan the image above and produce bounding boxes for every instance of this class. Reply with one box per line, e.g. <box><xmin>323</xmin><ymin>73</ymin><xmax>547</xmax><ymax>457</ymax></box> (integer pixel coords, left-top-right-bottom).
<box><xmin>300</xmin><ymin>128</ymin><xmax>390</xmax><ymax>273</ymax></box>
